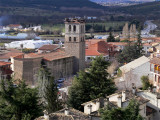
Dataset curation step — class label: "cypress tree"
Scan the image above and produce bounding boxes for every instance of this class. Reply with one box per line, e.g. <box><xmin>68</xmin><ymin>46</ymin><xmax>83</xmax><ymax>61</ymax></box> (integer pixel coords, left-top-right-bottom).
<box><xmin>107</xmin><ymin>32</ymin><xmax>115</xmax><ymax>42</ymax></box>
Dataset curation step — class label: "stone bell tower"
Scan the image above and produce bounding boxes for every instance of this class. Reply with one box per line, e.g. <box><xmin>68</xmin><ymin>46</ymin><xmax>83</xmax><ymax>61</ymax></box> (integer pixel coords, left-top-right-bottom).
<box><xmin>65</xmin><ymin>18</ymin><xmax>85</xmax><ymax>73</ymax></box>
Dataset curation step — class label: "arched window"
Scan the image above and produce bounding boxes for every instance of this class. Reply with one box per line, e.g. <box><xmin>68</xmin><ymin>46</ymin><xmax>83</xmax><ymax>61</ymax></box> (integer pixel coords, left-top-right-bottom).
<box><xmin>69</xmin><ymin>37</ymin><xmax>72</xmax><ymax>42</ymax></box>
<box><xmin>69</xmin><ymin>25</ymin><xmax>71</xmax><ymax>32</ymax></box>
<box><xmin>73</xmin><ymin>25</ymin><xmax>76</xmax><ymax>32</ymax></box>
<box><xmin>74</xmin><ymin>37</ymin><xmax>77</xmax><ymax>42</ymax></box>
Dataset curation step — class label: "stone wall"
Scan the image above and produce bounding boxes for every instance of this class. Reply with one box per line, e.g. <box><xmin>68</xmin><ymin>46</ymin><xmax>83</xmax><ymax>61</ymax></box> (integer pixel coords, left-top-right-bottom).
<box><xmin>45</xmin><ymin>56</ymin><xmax>74</xmax><ymax>80</ymax></box>
<box><xmin>13</xmin><ymin>57</ymin><xmax>42</xmax><ymax>86</ymax></box>
<box><xmin>65</xmin><ymin>22</ymin><xmax>85</xmax><ymax>74</ymax></box>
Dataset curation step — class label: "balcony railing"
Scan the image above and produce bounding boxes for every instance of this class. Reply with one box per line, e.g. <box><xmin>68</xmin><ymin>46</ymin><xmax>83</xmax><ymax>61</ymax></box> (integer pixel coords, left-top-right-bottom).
<box><xmin>154</xmin><ymin>70</ymin><xmax>160</xmax><ymax>74</ymax></box>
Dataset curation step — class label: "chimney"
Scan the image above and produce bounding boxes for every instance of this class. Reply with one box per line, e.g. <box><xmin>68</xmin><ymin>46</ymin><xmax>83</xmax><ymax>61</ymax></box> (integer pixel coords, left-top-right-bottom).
<box><xmin>43</xmin><ymin>110</ymin><xmax>49</xmax><ymax>120</ymax></box>
<box><xmin>132</xmin><ymin>83</ymin><xmax>136</xmax><ymax>95</ymax></box>
<box><xmin>117</xmin><ymin>95</ymin><xmax>122</xmax><ymax>108</ymax></box>
<box><xmin>64</xmin><ymin>105</ymin><xmax>69</xmax><ymax>115</ymax></box>
<box><xmin>104</xmin><ymin>96</ymin><xmax>109</xmax><ymax>106</ymax></box>
<box><xmin>122</xmin><ymin>91</ymin><xmax>126</xmax><ymax>101</ymax></box>
<box><xmin>87</xmin><ymin>104</ymin><xmax>92</xmax><ymax>114</ymax></box>
<box><xmin>65</xmin><ymin>108</ymin><xmax>69</xmax><ymax>115</ymax></box>
<box><xmin>96</xmin><ymin>97</ymin><xmax>104</xmax><ymax>110</ymax></box>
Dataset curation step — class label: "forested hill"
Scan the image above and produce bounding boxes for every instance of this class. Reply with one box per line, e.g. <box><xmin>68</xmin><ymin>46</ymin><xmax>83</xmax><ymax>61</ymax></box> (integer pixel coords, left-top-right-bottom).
<box><xmin>0</xmin><ymin>0</ymin><xmax>105</xmax><ymax>24</ymax></box>
<box><xmin>115</xmin><ymin>1</ymin><xmax>160</xmax><ymax>15</ymax></box>
<box><xmin>0</xmin><ymin>0</ymin><xmax>103</xmax><ymax>9</ymax></box>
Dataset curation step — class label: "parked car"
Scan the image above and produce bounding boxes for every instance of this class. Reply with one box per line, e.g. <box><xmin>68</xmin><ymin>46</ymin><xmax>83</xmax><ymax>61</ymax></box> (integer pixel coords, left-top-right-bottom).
<box><xmin>57</xmin><ymin>83</ymin><xmax>63</xmax><ymax>89</ymax></box>
<box><xmin>57</xmin><ymin>78</ymin><xmax>65</xmax><ymax>83</ymax></box>
<box><xmin>12</xmin><ymin>84</ymin><xmax>18</xmax><ymax>88</ymax></box>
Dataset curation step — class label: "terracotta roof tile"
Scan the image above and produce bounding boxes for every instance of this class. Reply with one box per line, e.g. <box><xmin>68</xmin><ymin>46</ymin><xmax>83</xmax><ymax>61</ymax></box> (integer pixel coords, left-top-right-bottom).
<box><xmin>39</xmin><ymin>45</ymin><xmax>58</xmax><ymax>51</ymax></box>
<box><xmin>0</xmin><ymin>52</ymin><xmax>24</xmax><ymax>59</ymax></box>
<box><xmin>36</xmin><ymin>49</ymin><xmax>72</xmax><ymax>61</ymax></box>
<box><xmin>0</xmin><ymin>61</ymin><xmax>12</xmax><ymax>66</ymax></box>
<box><xmin>85</xmin><ymin>41</ymin><xmax>111</xmax><ymax>56</ymax></box>
<box><xmin>7</xmin><ymin>24</ymin><xmax>22</xmax><ymax>27</ymax></box>
<box><xmin>35</xmin><ymin>108</ymin><xmax>90</xmax><ymax>120</ymax></box>
<box><xmin>150</xmin><ymin>57</ymin><xmax>160</xmax><ymax>65</ymax></box>
<box><xmin>108</xmin><ymin>42</ymin><xmax>127</xmax><ymax>46</ymax></box>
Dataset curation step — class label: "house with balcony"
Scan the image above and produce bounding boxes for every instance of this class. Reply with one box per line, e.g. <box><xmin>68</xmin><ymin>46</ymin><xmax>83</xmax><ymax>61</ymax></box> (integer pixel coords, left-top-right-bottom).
<box><xmin>150</xmin><ymin>57</ymin><xmax>160</xmax><ymax>92</ymax></box>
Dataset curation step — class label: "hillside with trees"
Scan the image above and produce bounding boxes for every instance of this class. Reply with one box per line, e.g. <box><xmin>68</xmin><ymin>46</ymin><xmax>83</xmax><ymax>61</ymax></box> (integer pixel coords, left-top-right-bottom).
<box><xmin>0</xmin><ymin>0</ymin><xmax>105</xmax><ymax>25</ymax></box>
<box><xmin>115</xmin><ymin>1</ymin><xmax>160</xmax><ymax>17</ymax></box>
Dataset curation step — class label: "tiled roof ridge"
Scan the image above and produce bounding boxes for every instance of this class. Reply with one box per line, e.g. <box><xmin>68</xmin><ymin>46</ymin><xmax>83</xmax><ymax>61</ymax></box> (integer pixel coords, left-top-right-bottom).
<box><xmin>49</xmin><ymin>113</ymin><xmax>74</xmax><ymax>119</ymax></box>
<box><xmin>70</xmin><ymin>108</ymin><xmax>89</xmax><ymax>116</ymax></box>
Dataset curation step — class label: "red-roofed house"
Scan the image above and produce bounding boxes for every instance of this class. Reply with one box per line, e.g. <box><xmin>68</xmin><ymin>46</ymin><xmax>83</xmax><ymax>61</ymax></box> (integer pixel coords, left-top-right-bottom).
<box><xmin>85</xmin><ymin>41</ymin><xmax>117</xmax><ymax>62</ymax></box>
<box><xmin>6</xmin><ymin>24</ymin><xmax>22</xmax><ymax>30</ymax></box>
<box><xmin>0</xmin><ymin>61</ymin><xmax>12</xmax><ymax>80</ymax></box>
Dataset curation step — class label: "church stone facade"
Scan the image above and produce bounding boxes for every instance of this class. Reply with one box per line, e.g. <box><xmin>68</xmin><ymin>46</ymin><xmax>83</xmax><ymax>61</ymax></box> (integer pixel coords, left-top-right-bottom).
<box><xmin>65</xmin><ymin>18</ymin><xmax>85</xmax><ymax>73</ymax></box>
<box><xmin>12</xmin><ymin>18</ymin><xmax>86</xmax><ymax>86</ymax></box>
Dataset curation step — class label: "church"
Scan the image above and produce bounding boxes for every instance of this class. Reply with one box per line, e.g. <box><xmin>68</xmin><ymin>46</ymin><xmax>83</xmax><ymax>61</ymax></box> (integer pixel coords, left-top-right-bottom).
<box><xmin>12</xmin><ymin>18</ymin><xmax>86</xmax><ymax>86</ymax></box>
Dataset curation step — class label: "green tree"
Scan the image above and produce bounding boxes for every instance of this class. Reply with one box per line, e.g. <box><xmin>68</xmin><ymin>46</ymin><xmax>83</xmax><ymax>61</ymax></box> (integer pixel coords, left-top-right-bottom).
<box><xmin>136</xmin><ymin>29</ymin><xmax>143</xmax><ymax>57</ymax></box>
<box><xmin>141</xmin><ymin>76</ymin><xmax>151</xmax><ymax>90</ymax></box>
<box><xmin>37</xmin><ymin>67</ymin><xmax>62</xmax><ymax>113</ymax></box>
<box><xmin>101</xmin><ymin>99</ymin><xmax>144</xmax><ymax>120</ymax></box>
<box><xmin>0</xmin><ymin>79</ymin><xmax>42</xmax><ymax>120</ymax></box>
<box><xmin>107</xmin><ymin>32</ymin><xmax>115</xmax><ymax>42</ymax></box>
<box><xmin>44</xmin><ymin>76</ymin><xmax>62</xmax><ymax>113</ymax></box>
<box><xmin>117</xmin><ymin>42</ymin><xmax>138</xmax><ymax>64</ymax></box>
<box><xmin>68</xmin><ymin>56</ymin><xmax>116</xmax><ymax>110</ymax></box>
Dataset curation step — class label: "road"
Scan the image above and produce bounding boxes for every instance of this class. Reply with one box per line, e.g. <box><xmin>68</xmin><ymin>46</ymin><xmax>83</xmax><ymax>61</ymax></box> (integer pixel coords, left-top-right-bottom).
<box><xmin>141</xmin><ymin>20</ymin><xmax>157</xmax><ymax>38</ymax></box>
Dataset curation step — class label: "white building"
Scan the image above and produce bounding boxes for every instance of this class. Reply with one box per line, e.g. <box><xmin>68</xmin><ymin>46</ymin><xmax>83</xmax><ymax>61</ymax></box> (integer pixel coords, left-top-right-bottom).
<box><xmin>117</xmin><ymin>56</ymin><xmax>150</xmax><ymax>90</ymax></box>
<box><xmin>82</xmin><ymin>89</ymin><xmax>153</xmax><ymax>120</ymax></box>
<box><xmin>137</xmin><ymin>90</ymin><xmax>160</xmax><ymax>120</ymax></box>
<box><xmin>5</xmin><ymin>40</ymin><xmax>53</xmax><ymax>49</ymax></box>
<box><xmin>94</xmin><ymin>35</ymin><xmax>109</xmax><ymax>39</ymax></box>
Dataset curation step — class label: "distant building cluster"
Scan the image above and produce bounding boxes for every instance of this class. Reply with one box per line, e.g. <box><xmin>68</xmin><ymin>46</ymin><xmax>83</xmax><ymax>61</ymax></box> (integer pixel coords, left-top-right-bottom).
<box><xmin>0</xmin><ymin>24</ymin><xmax>42</xmax><ymax>32</ymax></box>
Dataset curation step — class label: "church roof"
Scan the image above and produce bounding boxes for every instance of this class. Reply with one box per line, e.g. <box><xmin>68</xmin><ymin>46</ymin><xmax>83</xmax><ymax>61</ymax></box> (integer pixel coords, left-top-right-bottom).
<box><xmin>38</xmin><ymin>50</ymin><xmax>72</xmax><ymax>61</ymax></box>
<box><xmin>38</xmin><ymin>44</ymin><xmax>59</xmax><ymax>51</ymax></box>
<box><xmin>13</xmin><ymin>49</ymin><xmax>73</xmax><ymax>61</ymax></box>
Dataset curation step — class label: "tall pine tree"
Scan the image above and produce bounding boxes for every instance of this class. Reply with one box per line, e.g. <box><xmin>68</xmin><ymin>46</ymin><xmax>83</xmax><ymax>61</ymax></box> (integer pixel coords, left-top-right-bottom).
<box><xmin>37</xmin><ymin>67</ymin><xmax>62</xmax><ymax>113</ymax></box>
<box><xmin>68</xmin><ymin>56</ymin><xmax>116</xmax><ymax>110</ymax></box>
<box><xmin>107</xmin><ymin>32</ymin><xmax>115</xmax><ymax>42</ymax></box>
<box><xmin>136</xmin><ymin>28</ymin><xmax>143</xmax><ymax>57</ymax></box>
<box><xmin>0</xmin><ymin>79</ymin><xmax>42</xmax><ymax>120</ymax></box>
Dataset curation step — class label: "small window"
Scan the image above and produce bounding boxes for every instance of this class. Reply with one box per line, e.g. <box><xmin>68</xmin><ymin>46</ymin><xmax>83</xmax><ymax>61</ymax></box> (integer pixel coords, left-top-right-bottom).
<box><xmin>74</xmin><ymin>37</ymin><xmax>77</xmax><ymax>42</ymax></box>
<box><xmin>88</xmin><ymin>57</ymin><xmax>90</xmax><ymax>60</ymax></box>
<box><xmin>69</xmin><ymin>37</ymin><xmax>72</xmax><ymax>42</ymax></box>
<box><xmin>81</xmin><ymin>25</ymin><xmax>83</xmax><ymax>33</ymax></box>
<box><xmin>69</xmin><ymin>25</ymin><xmax>71</xmax><ymax>32</ymax></box>
<box><xmin>73</xmin><ymin>25</ymin><xmax>76</xmax><ymax>32</ymax></box>
<box><xmin>83</xmin><ymin>37</ymin><xmax>85</xmax><ymax>41</ymax></box>
<box><xmin>81</xmin><ymin>37</ymin><xmax>83</xmax><ymax>42</ymax></box>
